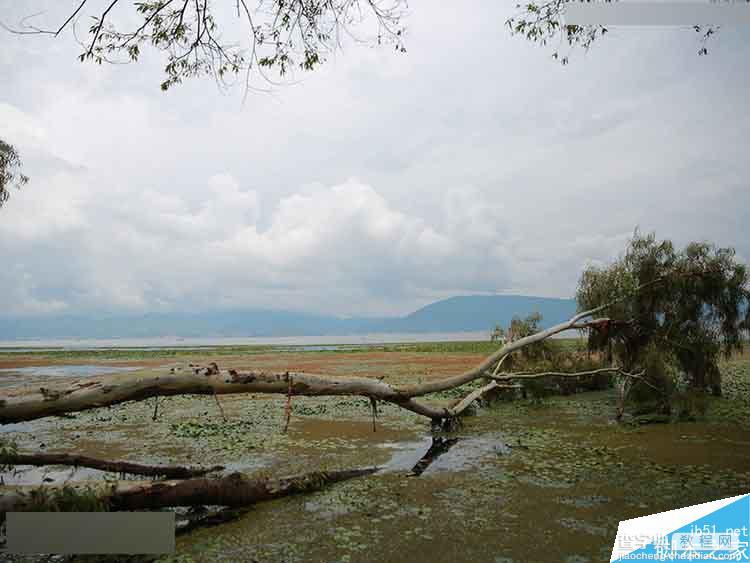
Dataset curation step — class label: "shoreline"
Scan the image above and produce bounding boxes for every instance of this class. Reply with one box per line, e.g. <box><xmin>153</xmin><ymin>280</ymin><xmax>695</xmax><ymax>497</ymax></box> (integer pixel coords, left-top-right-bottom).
<box><xmin>0</xmin><ymin>330</ymin><xmax>582</xmax><ymax>351</ymax></box>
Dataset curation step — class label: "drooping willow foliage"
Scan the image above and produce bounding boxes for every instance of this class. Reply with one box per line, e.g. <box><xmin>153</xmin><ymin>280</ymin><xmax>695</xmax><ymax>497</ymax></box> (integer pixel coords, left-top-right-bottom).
<box><xmin>577</xmin><ymin>231</ymin><xmax>750</xmax><ymax>397</ymax></box>
<box><xmin>0</xmin><ymin>139</ymin><xmax>28</xmax><ymax>209</ymax></box>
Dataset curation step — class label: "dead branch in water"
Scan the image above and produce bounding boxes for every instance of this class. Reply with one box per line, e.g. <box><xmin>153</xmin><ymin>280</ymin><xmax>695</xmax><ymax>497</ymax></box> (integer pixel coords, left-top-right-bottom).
<box><xmin>0</xmin><ymin>451</ymin><xmax>224</xmax><ymax>479</ymax></box>
<box><xmin>0</xmin><ymin>467</ymin><xmax>379</xmax><ymax>514</ymax></box>
<box><xmin>0</xmin><ymin>303</ymin><xmax>618</xmax><ymax>425</ymax></box>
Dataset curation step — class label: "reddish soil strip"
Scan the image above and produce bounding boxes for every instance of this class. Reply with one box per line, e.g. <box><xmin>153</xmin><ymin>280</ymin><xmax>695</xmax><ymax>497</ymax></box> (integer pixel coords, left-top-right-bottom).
<box><xmin>0</xmin><ymin>352</ymin><xmax>487</xmax><ymax>381</ymax></box>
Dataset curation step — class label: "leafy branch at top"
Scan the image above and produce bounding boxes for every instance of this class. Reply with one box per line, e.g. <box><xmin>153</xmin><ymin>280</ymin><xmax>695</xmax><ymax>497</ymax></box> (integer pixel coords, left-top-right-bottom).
<box><xmin>506</xmin><ymin>0</ymin><xmax>723</xmax><ymax>65</ymax></box>
<box><xmin>4</xmin><ymin>0</ymin><xmax>407</xmax><ymax>92</ymax></box>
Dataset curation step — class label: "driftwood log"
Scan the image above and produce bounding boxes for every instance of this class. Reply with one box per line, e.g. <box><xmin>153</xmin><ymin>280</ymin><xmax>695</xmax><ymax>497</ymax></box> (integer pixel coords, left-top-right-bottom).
<box><xmin>0</xmin><ymin>467</ymin><xmax>378</xmax><ymax>514</ymax></box>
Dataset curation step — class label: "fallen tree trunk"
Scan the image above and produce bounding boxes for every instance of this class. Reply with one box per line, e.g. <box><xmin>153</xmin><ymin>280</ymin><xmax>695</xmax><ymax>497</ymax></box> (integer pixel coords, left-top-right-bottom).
<box><xmin>0</xmin><ymin>304</ymin><xmax>614</xmax><ymax>425</ymax></box>
<box><xmin>0</xmin><ymin>368</ymin><xmax>448</xmax><ymax>423</ymax></box>
<box><xmin>0</xmin><ymin>452</ymin><xmax>224</xmax><ymax>479</ymax></box>
<box><xmin>1</xmin><ymin>467</ymin><xmax>378</xmax><ymax>514</ymax></box>
<box><xmin>110</xmin><ymin>467</ymin><xmax>378</xmax><ymax>510</ymax></box>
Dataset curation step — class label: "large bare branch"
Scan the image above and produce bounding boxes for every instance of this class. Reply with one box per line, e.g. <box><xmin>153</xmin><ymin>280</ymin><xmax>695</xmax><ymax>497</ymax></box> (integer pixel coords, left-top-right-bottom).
<box><xmin>0</xmin><ymin>367</ymin><xmax>449</xmax><ymax>424</ymax></box>
<box><xmin>396</xmin><ymin>312</ymin><xmax>609</xmax><ymax>398</ymax></box>
<box><xmin>0</xmin><ymin>330</ymin><xmax>570</xmax><ymax>424</ymax></box>
<box><xmin>0</xmin><ymin>316</ymin><xmax>620</xmax><ymax>424</ymax></box>
<box><xmin>0</xmin><ymin>275</ymin><xmax>677</xmax><ymax>425</ymax></box>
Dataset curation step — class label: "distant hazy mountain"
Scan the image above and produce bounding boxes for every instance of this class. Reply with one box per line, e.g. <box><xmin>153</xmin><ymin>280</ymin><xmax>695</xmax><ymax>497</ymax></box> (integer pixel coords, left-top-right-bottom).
<box><xmin>0</xmin><ymin>295</ymin><xmax>576</xmax><ymax>340</ymax></box>
<box><xmin>385</xmin><ymin>295</ymin><xmax>576</xmax><ymax>333</ymax></box>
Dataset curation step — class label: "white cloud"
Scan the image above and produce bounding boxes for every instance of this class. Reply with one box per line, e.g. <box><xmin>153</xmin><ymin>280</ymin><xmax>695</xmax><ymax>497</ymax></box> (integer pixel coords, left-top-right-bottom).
<box><xmin>0</xmin><ymin>103</ymin><xmax>49</xmax><ymax>152</ymax></box>
<box><xmin>0</xmin><ymin>165</ymin><xmax>514</xmax><ymax>315</ymax></box>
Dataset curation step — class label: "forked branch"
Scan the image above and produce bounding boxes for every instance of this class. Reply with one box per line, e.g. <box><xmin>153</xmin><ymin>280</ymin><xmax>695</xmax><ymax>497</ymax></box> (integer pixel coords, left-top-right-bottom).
<box><xmin>0</xmin><ymin>275</ymin><xmax>675</xmax><ymax>426</ymax></box>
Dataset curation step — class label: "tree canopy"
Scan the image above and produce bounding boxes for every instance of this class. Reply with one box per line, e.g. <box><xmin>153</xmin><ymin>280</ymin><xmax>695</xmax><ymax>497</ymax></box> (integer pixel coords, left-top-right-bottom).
<box><xmin>576</xmin><ymin>231</ymin><xmax>750</xmax><ymax>398</ymax></box>
<box><xmin>0</xmin><ymin>139</ymin><xmax>28</xmax><ymax>209</ymax></box>
<box><xmin>4</xmin><ymin>0</ymin><xmax>407</xmax><ymax>91</ymax></box>
<box><xmin>3</xmin><ymin>1</ymin><xmax>721</xmax><ymax>91</ymax></box>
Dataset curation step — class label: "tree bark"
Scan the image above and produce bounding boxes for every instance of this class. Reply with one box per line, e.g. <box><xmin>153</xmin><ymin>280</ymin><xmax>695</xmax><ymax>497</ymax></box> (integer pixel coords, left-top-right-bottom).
<box><xmin>0</xmin><ymin>452</ymin><xmax>224</xmax><ymax>479</ymax></box>
<box><xmin>0</xmin><ymin>467</ymin><xmax>378</xmax><ymax>514</ymax></box>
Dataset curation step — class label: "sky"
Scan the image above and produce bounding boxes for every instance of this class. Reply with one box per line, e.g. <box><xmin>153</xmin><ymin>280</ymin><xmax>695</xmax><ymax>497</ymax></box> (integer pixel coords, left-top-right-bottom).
<box><xmin>1</xmin><ymin>1</ymin><xmax>749</xmax><ymax>318</ymax></box>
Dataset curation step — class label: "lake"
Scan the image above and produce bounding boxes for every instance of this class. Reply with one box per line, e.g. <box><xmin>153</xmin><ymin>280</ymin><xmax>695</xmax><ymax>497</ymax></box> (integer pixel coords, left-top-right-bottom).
<box><xmin>0</xmin><ymin>331</ymin><xmax>491</xmax><ymax>351</ymax></box>
<box><xmin>0</xmin><ymin>329</ymin><xmax>581</xmax><ymax>351</ymax></box>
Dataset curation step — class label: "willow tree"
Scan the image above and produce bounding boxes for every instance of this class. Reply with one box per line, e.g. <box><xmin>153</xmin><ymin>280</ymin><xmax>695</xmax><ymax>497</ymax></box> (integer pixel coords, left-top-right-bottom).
<box><xmin>0</xmin><ymin>139</ymin><xmax>28</xmax><ymax>209</ymax></box>
<box><xmin>577</xmin><ymin>231</ymin><xmax>750</xmax><ymax>403</ymax></box>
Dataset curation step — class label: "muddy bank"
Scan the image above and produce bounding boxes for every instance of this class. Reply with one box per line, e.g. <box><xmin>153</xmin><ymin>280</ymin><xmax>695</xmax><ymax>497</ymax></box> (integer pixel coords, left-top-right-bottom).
<box><xmin>0</xmin><ymin>349</ymin><xmax>489</xmax><ymax>398</ymax></box>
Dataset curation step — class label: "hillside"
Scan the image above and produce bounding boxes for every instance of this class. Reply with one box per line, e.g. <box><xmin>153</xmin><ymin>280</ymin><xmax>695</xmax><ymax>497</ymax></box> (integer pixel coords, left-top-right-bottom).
<box><xmin>0</xmin><ymin>295</ymin><xmax>576</xmax><ymax>340</ymax></box>
<box><xmin>390</xmin><ymin>295</ymin><xmax>576</xmax><ymax>332</ymax></box>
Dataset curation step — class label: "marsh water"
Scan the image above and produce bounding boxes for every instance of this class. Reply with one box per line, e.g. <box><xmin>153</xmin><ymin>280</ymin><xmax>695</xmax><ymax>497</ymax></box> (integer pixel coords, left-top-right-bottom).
<box><xmin>2</xmin><ymin>352</ymin><xmax>750</xmax><ymax>562</ymax></box>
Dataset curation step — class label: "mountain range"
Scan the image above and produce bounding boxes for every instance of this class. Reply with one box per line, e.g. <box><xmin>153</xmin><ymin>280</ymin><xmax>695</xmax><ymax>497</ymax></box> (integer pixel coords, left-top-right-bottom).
<box><xmin>0</xmin><ymin>295</ymin><xmax>576</xmax><ymax>340</ymax></box>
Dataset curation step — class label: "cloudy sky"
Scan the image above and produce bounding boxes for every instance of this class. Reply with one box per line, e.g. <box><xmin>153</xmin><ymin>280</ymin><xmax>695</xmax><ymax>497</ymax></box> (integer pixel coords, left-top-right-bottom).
<box><xmin>1</xmin><ymin>1</ymin><xmax>748</xmax><ymax>318</ymax></box>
